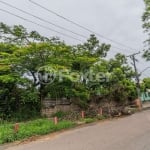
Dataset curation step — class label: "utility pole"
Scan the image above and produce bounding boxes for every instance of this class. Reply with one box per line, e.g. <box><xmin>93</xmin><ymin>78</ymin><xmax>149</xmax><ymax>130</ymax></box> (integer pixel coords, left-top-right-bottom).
<box><xmin>127</xmin><ymin>52</ymin><xmax>141</xmax><ymax>99</ymax></box>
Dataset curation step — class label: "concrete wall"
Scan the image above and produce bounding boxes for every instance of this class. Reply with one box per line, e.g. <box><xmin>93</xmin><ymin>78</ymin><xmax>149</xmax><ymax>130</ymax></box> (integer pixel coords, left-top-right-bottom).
<box><xmin>41</xmin><ymin>99</ymin><xmax>78</xmax><ymax>117</ymax></box>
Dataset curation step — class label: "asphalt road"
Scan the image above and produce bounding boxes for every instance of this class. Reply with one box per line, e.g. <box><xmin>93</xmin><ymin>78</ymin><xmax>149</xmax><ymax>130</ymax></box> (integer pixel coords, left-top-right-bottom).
<box><xmin>4</xmin><ymin>110</ymin><xmax>150</xmax><ymax>150</ymax></box>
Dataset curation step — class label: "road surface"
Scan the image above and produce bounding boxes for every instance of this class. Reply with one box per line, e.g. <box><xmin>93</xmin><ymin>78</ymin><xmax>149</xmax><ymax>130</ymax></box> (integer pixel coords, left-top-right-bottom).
<box><xmin>4</xmin><ymin>110</ymin><xmax>150</xmax><ymax>150</ymax></box>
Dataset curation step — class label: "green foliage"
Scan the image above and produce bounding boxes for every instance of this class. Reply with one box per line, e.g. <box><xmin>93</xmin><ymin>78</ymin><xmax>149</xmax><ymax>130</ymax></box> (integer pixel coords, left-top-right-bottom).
<box><xmin>76</xmin><ymin>34</ymin><xmax>111</xmax><ymax>57</ymax></box>
<box><xmin>81</xmin><ymin>118</ymin><xmax>96</xmax><ymax>123</ymax></box>
<box><xmin>96</xmin><ymin>115</ymin><xmax>107</xmax><ymax>120</ymax></box>
<box><xmin>141</xmin><ymin>77</ymin><xmax>150</xmax><ymax>92</ymax></box>
<box><xmin>0</xmin><ymin>119</ymin><xmax>75</xmax><ymax>144</ymax></box>
<box><xmin>0</xmin><ymin>22</ymin><xmax>140</xmax><ymax>144</ymax></box>
<box><xmin>89</xmin><ymin>53</ymin><xmax>136</xmax><ymax>103</ymax></box>
<box><xmin>0</xmin><ymin>22</ymin><xmax>138</xmax><ymax>120</ymax></box>
<box><xmin>142</xmin><ymin>0</ymin><xmax>150</xmax><ymax>61</ymax></box>
<box><xmin>51</xmin><ymin>111</ymin><xmax>68</xmax><ymax>119</ymax></box>
<box><xmin>0</xmin><ymin>22</ymin><xmax>49</xmax><ymax>45</ymax></box>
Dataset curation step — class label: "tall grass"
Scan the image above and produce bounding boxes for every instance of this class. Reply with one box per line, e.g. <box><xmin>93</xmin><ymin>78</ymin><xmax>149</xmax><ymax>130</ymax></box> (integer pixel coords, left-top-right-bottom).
<box><xmin>0</xmin><ymin>119</ymin><xmax>75</xmax><ymax>144</ymax></box>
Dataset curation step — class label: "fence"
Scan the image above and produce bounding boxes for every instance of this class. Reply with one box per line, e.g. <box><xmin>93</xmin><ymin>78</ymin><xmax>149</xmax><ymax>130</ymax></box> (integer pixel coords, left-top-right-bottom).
<box><xmin>141</xmin><ymin>92</ymin><xmax>150</xmax><ymax>102</ymax></box>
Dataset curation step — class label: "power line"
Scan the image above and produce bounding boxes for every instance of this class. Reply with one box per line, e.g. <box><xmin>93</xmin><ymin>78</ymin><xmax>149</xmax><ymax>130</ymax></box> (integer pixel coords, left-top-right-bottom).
<box><xmin>142</xmin><ymin>74</ymin><xmax>150</xmax><ymax>78</ymax></box>
<box><xmin>29</xmin><ymin>0</ymin><xmax>136</xmax><ymax>51</ymax></box>
<box><xmin>110</xmin><ymin>46</ymin><xmax>130</xmax><ymax>55</ymax></box>
<box><xmin>140</xmin><ymin>66</ymin><xmax>150</xmax><ymax>74</ymax></box>
<box><xmin>0</xmin><ymin>7</ymin><xmax>143</xmax><ymax>77</ymax></box>
<box><xmin>139</xmin><ymin>69</ymin><xmax>150</xmax><ymax>75</ymax></box>
<box><xmin>0</xmin><ymin>9</ymin><xmax>128</xmax><ymax>55</ymax></box>
<box><xmin>0</xmin><ymin>8</ymin><xmax>84</xmax><ymax>42</ymax></box>
<box><xmin>0</xmin><ymin>0</ymin><xmax>87</xmax><ymax>39</ymax></box>
<box><xmin>0</xmin><ymin>1</ymin><xmax>130</xmax><ymax>54</ymax></box>
<box><xmin>0</xmin><ymin>2</ymin><xmax>136</xmax><ymax>54</ymax></box>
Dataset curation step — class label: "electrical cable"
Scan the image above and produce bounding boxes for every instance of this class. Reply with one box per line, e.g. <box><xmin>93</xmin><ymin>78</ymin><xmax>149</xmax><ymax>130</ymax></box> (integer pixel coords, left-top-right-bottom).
<box><xmin>0</xmin><ymin>8</ymin><xmax>84</xmax><ymax>42</ymax></box>
<box><xmin>0</xmin><ymin>0</ymin><xmax>87</xmax><ymax>39</ymax></box>
<box><xmin>29</xmin><ymin>0</ymin><xmax>137</xmax><ymax>51</ymax></box>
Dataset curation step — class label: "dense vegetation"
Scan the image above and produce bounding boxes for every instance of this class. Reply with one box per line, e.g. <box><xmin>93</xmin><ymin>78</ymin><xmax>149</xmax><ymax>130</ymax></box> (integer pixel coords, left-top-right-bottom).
<box><xmin>0</xmin><ymin>22</ymin><xmax>149</xmax><ymax>121</ymax></box>
<box><xmin>142</xmin><ymin>0</ymin><xmax>150</xmax><ymax>61</ymax></box>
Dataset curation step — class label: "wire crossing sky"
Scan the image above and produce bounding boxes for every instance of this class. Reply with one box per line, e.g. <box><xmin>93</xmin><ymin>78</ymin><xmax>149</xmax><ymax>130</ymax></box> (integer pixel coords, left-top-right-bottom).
<box><xmin>28</xmin><ymin>0</ymin><xmax>136</xmax><ymax>51</ymax></box>
<box><xmin>0</xmin><ymin>0</ymin><xmax>149</xmax><ymax>76</ymax></box>
<box><xmin>0</xmin><ymin>0</ymin><xmax>134</xmax><ymax>54</ymax></box>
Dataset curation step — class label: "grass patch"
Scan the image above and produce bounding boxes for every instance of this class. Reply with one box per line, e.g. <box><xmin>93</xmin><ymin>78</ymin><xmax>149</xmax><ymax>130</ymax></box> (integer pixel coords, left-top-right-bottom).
<box><xmin>96</xmin><ymin>115</ymin><xmax>107</xmax><ymax>120</ymax></box>
<box><xmin>0</xmin><ymin>114</ymin><xmax>111</xmax><ymax>144</ymax></box>
<box><xmin>0</xmin><ymin>119</ymin><xmax>76</xmax><ymax>144</ymax></box>
<box><xmin>80</xmin><ymin>118</ymin><xmax>96</xmax><ymax>124</ymax></box>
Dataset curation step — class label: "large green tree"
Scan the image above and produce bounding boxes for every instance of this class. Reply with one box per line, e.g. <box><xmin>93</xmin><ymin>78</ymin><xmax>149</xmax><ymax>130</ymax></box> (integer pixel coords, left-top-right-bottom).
<box><xmin>0</xmin><ymin>22</ymin><xmax>137</xmax><ymax>119</ymax></box>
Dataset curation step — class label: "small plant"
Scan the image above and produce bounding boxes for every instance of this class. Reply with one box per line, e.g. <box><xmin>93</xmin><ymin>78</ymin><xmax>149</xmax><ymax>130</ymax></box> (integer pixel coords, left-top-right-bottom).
<box><xmin>81</xmin><ymin>118</ymin><xmax>96</xmax><ymax>124</ymax></box>
<box><xmin>96</xmin><ymin>115</ymin><xmax>106</xmax><ymax>120</ymax></box>
<box><xmin>85</xmin><ymin>118</ymin><xmax>96</xmax><ymax>123</ymax></box>
<box><xmin>51</xmin><ymin>111</ymin><xmax>68</xmax><ymax>119</ymax></box>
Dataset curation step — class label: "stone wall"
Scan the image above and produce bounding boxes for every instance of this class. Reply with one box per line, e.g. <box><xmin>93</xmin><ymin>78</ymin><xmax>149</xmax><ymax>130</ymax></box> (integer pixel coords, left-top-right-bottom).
<box><xmin>41</xmin><ymin>98</ymin><xmax>125</xmax><ymax>117</ymax></box>
<box><xmin>41</xmin><ymin>99</ymin><xmax>78</xmax><ymax>117</ymax></box>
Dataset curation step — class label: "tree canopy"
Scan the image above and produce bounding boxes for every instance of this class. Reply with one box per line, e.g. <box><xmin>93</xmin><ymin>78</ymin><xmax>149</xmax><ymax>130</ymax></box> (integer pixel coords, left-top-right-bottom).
<box><xmin>142</xmin><ymin>0</ymin><xmax>150</xmax><ymax>61</ymax></box>
<box><xmin>0</xmin><ymin>22</ymin><xmax>139</xmax><ymax>120</ymax></box>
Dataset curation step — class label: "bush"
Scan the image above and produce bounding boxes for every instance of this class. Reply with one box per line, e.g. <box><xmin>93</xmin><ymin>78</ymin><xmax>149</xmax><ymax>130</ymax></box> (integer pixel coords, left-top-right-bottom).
<box><xmin>96</xmin><ymin>115</ymin><xmax>106</xmax><ymax>120</ymax></box>
<box><xmin>0</xmin><ymin>87</ymin><xmax>41</xmax><ymax>122</ymax></box>
<box><xmin>51</xmin><ymin>111</ymin><xmax>68</xmax><ymax>119</ymax></box>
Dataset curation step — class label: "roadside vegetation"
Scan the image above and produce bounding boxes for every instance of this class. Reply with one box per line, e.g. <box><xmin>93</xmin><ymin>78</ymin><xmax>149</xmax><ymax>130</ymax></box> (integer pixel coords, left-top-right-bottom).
<box><xmin>142</xmin><ymin>0</ymin><xmax>150</xmax><ymax>61</ymax></box>
<box><xmin>0</xmin><ymin>112</ymin><xmax>108</xmax><ymax>144</ymax></box>
<box><xmin>0</xmin><ymin>22</ymin><xmax>139</xmax><ymax>122</ymax></box>
<box><xmin>0</xmin><ymin>119</ymin><xmax>75</xmax><ymax>144</ymax></box>
<box><xmin>0</xmin><ymin>1</ymin><xmax>150</xmax><ymax>143</ymax></box>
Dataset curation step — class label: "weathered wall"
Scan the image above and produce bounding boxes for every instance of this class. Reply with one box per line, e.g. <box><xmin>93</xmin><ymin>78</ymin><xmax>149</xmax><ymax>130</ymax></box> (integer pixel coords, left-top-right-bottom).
<box><xmin>41</xmin><ymin>99</ymin><xmax>79</xmax><ymax>117</ymax></box>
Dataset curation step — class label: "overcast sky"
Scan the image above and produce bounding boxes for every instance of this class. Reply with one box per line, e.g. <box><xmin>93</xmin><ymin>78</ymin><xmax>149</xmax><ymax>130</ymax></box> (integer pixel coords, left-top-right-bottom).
<box><xmin>0</xmin><ymin>0</ymin><xmax>149</xmax><ymax>78</ymax></box>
